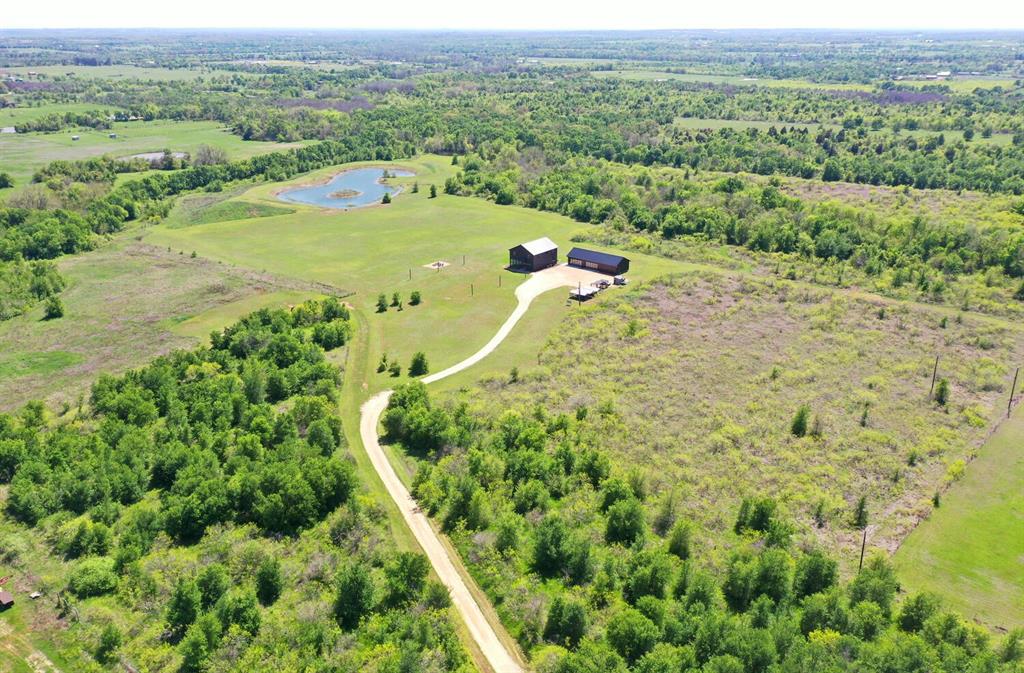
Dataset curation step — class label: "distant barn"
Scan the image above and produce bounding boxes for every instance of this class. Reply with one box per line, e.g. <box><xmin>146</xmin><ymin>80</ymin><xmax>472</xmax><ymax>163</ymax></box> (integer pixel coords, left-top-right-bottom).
<box><xmin>509</xmin><ymin>237</ymin><xmax>557</xmax><ymax>271</ymax></box>
<box><xmin>0</xmin><ymin>590</ymin><xmax>13</xmax><ymax>610</ymax></box>
<box><xmin>567</xmin><ymin>247</ymin><xmax>630</xmax><ymax>275</ymax></box>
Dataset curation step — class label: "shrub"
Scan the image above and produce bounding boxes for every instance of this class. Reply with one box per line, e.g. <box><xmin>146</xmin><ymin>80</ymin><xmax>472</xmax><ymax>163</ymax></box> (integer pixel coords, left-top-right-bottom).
<box><xmin>606</xmin><ymin>607</ymin><xmax>659</xmax><ymax>664</ymax></box>
<box><xmin>667</xmin><ymin>519</ymin><xmax>691</xmax><ymax>560</ymax></box>
<box><xmin>388</xmin><ymin>360</ymin><xmax>401</xmax><ymax>377</ymax></box>
<box><xmin>376</xmin><ymin>294</ymin><xmax>388</xmax><ymax>312</ymax></box>
<box><xmin>790</xmin><ymin>405</ymin><xmax>810</xmax><ymax>437</ymax></box>
<box><xmin>166</xmin><ymin>577</ymin><xmax>202</xmax><ymax>635</ymax></box>
<box><xmin>43</xmin><ymin>296</ymin><xmax>64</xmax><ymax>320</ymax></box>
<box><xmin>606</xmin><ymin>497</ymin><xmax>646</xmax><ymax>545</ymax></box>
<box><xmin>94</xmin><ymin>624</ymin><xmax>122</xmax><ymax>664</ymax></box>
<box><xmin>0</xmin><ymin>172</ymin><xmax>13</xmax><ymax>188</ymax></box>
<box><xmin>853</xmin><ymin>495</ymin><xmax>869</xmax><ymax>529</ymax></box>
<box><xmin>794</xmin><ymin>549</ymin><xmax>838</xmax><ymax>598</ymax></box>
<box><xmin>410</xmin><ymin>290</ymin><xmax>421</xmax><ymax>305</ymax></box>
<box><xmin>544</xmin><ymin>594</ymin><xmax>588</xmax><ymax>649</ymax></box>
<box><xmin>409</xmin><ymin>351</ymin><xmax>429</xmax><ymax>377</ymax></box>
<box><xmin>381</xmin><ymin>192</ymin><xmax>391</xmax><ymax>204</ymax></box>
<box><xmin>256</xmin><ymin>556</ymin><xmax>282</xmax><ymax>605</ymax></box>
<box><xmin>68</xmin><ymin>557</ymin><xmax>117</xmax><ymax>598</ymax></box>
<box><xmin>197</xmin><ymin>563</ymin><xmax>230</xmax><ymax>609</ymax></box>
<box><xmin>334</xmin><ymin>562</ymin><xmax>375</xmax><ymax>630</ymax></box>
<box><xmin>934</xmin><ymin>378</ymin><xmax>950</xmax><ymax>406</ymax></box>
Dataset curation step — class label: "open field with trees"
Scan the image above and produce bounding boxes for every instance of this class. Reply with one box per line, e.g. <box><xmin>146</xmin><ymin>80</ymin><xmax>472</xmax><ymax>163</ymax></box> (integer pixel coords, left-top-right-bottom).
<box><xmin>145</xmin><ymin>155</ymin><xmax>683</xmax><ymax>394</ymax></box>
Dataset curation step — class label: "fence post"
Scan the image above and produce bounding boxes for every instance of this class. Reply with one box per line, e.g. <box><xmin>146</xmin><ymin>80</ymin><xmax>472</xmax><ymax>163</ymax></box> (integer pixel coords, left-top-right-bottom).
<box><xmin>929</xmin><ymin>355</ymin><xmax>940</xmax><ymax>397</ymax></box>
<box><xmin>858</xmin><ymin>527</ymin><xmax>868</xmax><ymax>572</ymax></box>
<box><xmin>1010</xmin><ymin>367</ymin><xmax>1020</xmax><ymax>418</ymax></box>
<box><xmin>471</xmin><ymin>283</ymin><xmax>474</xmax><ymax>297</ymax></box>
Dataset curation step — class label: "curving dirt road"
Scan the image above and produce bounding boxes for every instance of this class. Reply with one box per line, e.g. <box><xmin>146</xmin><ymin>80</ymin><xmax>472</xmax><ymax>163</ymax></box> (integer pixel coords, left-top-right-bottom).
<box><xmin>359</xmin><ymin>265</ymin><xmax>605</xmax><ymax>673</ymax></box>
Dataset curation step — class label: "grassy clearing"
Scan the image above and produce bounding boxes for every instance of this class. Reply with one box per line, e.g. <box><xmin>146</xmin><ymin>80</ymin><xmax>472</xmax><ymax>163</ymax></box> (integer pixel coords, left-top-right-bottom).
<box><xmin>893</xmin><ymin>402</ymin><xmax>1024</xmax><ymax>632</ymax></box>
<box><xmin>0</xmin><ymin>119</ymin><xmax>305</xmax><ymax>193</ymax></box>
<box><xmin>674</xmin><ymin>117</ymin><xmax>835</xmax><ymax>133</ymax></box>
<box><xmin>0</xmin><ymin>238</ymin><xmax>312</xmax><ymax>413</ymax></box>
<box><xmin>441</xmin><ymin>273</ymin><xmax>1024</xmax><ymax>573</ymax></box>
<box><xmin>146</xmin><ymin>155</ymin><xmax>680</xmax><ymax>397</ymax></box>
<box><xmin>168</xmin><ymin>289</ymin><xmax>319</xmax><ymax>340</ymax></box>
<box><xmin>165</xmin><ymin>189</ymin><xmax>296</xmax><ymax>228</ymax></box>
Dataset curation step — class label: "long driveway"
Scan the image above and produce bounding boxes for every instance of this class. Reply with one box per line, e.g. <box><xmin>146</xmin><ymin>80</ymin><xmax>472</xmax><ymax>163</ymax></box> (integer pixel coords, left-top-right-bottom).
<box><xmin>358</xmin><ymin>265</ymin><xmax>605</xmax><ymax>673</ymax></box>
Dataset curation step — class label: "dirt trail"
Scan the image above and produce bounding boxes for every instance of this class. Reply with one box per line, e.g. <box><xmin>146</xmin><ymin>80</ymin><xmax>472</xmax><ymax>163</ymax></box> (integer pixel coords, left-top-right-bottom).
<box><xmin>359</xmin><ymin>265</ymin><xmax>603</xmax><ymax>673</ymax></box>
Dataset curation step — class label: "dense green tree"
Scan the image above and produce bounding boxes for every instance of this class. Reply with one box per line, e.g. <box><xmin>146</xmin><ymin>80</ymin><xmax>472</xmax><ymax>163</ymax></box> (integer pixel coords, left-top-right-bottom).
<box><xmin>256</xmin><ymin>556</ymin><xmax>283</xmax><ymax>605</ymax></box>
<box><xmin>605</xmin><ymin>497</ymin><xmax>645</xmax><ymax>545</ymax></box>
<box><xmin>544</xmin><ymin>594</ymin><xmax>588</xmax><ymax>649</ymax></box>
<box><xmin>334</xmin><ymin>562</ymin><xmax>375</xmax><ymax>629</ymax></box>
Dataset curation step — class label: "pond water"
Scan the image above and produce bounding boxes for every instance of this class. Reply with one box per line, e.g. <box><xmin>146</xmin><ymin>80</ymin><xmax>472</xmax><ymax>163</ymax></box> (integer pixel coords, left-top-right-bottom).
<box><xmin>277</xmin><ymin>167</ymin><xmax>414</xmax><ymax>209</ymax></box>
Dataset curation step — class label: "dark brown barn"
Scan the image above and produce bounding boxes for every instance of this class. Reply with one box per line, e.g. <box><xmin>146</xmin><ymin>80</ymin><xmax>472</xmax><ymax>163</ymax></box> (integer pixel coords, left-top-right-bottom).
<box><xmin>567</xmin><ymin>247</ymin><xmax>630</xmax><ymax>275</ymax></box>
<box><xmin>509</xmin><ymin>237</ymin><xmax>558</xmax><ymax>272</ymax></box>
<box><xmin>0</xmin><ymin>590</ymin><xmax>13</xmax><ymax>610</ymax></box>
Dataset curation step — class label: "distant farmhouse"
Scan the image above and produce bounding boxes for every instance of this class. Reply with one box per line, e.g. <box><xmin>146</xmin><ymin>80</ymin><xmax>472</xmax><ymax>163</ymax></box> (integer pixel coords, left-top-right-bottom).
<box><xmin>0</xmin><ymin>590</ymin><xmax>13</xmax><ymax>610</ymax></box>
<box><xmin>567</xmin><ymin>247</ymin><xmax>630</xmax><ymax>275</ymax></box>
<box><xmin>509</xmin><ymin>237</ymin><xmax>558</xmax><ymax>271</ymax></box>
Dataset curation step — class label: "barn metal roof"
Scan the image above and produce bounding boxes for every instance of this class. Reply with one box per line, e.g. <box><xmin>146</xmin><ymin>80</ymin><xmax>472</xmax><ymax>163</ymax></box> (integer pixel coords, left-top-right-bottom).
<box><xmin>567</xmin><ymin>247</ymin><xmax>629</xmax><ymax>266</ymax></box>
<box><xmin>517</xmin><ymin>237</ymin><xmax>558</xmax><ymax>255</ymax></box>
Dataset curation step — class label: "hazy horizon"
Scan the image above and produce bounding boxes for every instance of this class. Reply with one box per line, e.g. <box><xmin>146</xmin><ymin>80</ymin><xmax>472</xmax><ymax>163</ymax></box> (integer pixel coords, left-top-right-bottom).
<box><xmin>3</xmin><ymin>0</ymin><xmax>1023</xmax><ymax>31</ymax></box>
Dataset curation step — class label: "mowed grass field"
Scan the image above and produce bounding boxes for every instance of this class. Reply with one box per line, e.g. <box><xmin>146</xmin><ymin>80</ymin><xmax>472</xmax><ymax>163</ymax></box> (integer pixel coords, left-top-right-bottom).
<box><xmin>894</xmin><ymin>403</ymin><xmax>1024</xmax><ymax>631</ymax></box>
<box><xmin>0</xmin><ymin>238</ymin><xmax>320</xmax><ymax>413</ymax></box>
<box><xmin>145</xmin><ymin>154</ymin><xmax>680</xmax><ymax>395</ymax></box>
<box><xmin>0</xmin><ymin>119</ymin><xmax>307</xmax><ymax>194</ymax></box>
<box><xmin>0</xmin><ymin>102</ymin><xmax>118</xmax><ymax>127</ymax></box>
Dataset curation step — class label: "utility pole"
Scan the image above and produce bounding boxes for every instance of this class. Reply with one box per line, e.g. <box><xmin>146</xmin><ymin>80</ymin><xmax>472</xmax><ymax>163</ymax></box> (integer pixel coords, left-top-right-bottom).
<box><xmin>1010</xmin><ymin>367</ymin><xmax>1020</xmax><ymax>418</ymax></box>
<box><xmin>471</xmin><ymin>283</ymin><xmax>474</xmax><ymax>296</ymax></box>
<box><xmin>858</xmin><ymin>527</ymin><xmax>868</xmax><ymax>572</ymax></box>
<box><xmin>498</xmin><ymin>275</ymin><xmax>502</xmax><ymax>288</ymax></box>
<box><xmin>463</xmin><ymin>254</ymin><xmax>466</xmax><ymax>266</ymax></box>
<box><xmin>408</xmin><ymin>268</ymin><xmax>411</xmax><ymax>281</ymax></box>
<box><xmin>929</xmin><ymin>355</ymin><xmax>940</xmax><ymax>397</ymax></box>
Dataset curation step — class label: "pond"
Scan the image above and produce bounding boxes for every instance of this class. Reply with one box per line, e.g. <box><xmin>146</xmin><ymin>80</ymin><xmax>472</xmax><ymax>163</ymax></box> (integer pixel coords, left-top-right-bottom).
<box><xmin>276</xmin><ymin>167</ymin><xmax>414</xmax><ymax>209</ymax></box>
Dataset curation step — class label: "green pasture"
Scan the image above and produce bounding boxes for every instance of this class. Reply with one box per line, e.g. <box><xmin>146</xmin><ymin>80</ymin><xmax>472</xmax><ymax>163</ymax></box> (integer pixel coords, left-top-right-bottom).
<box><xmin>0</xmin><ymin>119</ymin><xmax>305</xmax><ymax>193</ymax></box>
<box><xmin>0</xmin><ymin>64</ymin><xmax>235</xmax><ymax>81</ymax></box>
<box><xmin>894</xmin><ymin>403</ymin><xmax>1024</xmax><ymax>631</ymax></box>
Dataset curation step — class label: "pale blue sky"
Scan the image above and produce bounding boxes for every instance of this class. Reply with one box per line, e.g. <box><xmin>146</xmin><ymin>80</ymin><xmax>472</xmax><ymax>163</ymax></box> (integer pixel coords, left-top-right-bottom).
<box><xmin>3</xmin><ymin>0</ymin><xmax>1022</xmax><ymax>30</ymax></box>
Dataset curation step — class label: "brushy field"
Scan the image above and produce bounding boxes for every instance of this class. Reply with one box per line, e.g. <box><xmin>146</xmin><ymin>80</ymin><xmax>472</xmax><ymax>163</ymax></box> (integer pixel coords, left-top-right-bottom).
<box><xmin>444</xmin><ymin>272</ymin><xmax>1024</xmax><ymax>570</ymax></box>
<box><xmin>0</xmin><ymin>119</ymin><xmax>306</xmax><ymax>193</ymax></box>
<box><xmin>146</xmin><ymin>155</ymin><xmax>681</xmax><ymax>394</ymax></box>
<box><xmin>894</xmin><ymin>402</ymin><xmax>1024</xmax><ymax>632</ymax></box>
<box><xmin>0</xmin><ymin>239</ymin><xmax>322</xmax><ymax>413</ymax></box>
<box><xmin>588</xmin><ymin>69</ymin><xmax>874</xmax><ymax>90</ymax></box>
